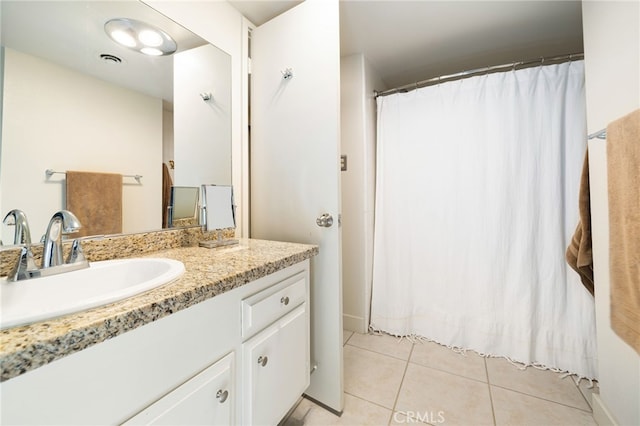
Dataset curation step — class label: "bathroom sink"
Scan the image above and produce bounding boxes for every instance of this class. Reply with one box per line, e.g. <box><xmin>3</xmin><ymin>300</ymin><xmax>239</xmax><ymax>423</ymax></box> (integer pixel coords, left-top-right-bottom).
<box><xmin>0</xmin><ymin>258</ymin><xmax>185</xmax><ymax>330</ymax></box>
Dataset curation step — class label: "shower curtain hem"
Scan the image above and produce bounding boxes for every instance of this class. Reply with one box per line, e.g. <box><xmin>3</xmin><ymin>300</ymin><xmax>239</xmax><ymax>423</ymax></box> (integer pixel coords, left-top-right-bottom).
<box><xmin>368</xmin><ymin>324</ymin><xmax>598</xmax><ymax>384</ymax></box>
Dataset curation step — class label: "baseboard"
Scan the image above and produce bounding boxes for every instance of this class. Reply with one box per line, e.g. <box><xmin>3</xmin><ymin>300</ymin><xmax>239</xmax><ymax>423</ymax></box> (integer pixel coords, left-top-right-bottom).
<box><xmin>342</xmin><ymin>314</ymin><xmax>366</xmax><ymax>333</ymax></box>
<box><xmin>592</xmin><ymin>394</ymin><xmax>618</xmax><ymax>426</ymax></box>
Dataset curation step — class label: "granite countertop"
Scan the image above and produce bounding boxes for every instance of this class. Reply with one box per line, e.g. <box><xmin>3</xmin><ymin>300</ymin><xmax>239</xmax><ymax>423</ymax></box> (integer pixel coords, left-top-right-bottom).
<box><xmin>0</xmin><ymin>239</ymin><xmax>318</xmax><ymax>382</ymax></box>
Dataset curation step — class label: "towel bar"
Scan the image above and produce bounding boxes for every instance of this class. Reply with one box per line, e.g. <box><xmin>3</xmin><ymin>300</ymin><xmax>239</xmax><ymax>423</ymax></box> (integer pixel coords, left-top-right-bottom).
<box><xmin>588</xmin><ymin>129</ymin><xmax>607</xmax><ymax>140</ymax></box>
<box><xmin>45</xmin><ymin>169</ymin><xmax>142</xmax><ymax>183</ymax></box>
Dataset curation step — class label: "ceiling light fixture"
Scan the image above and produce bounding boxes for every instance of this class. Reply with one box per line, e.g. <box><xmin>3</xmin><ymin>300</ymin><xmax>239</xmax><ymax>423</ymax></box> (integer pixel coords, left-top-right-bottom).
<box><xmin>104</xmin><ymin>18</ymin><xmax>177</xmax><ymax>56</ymax></box>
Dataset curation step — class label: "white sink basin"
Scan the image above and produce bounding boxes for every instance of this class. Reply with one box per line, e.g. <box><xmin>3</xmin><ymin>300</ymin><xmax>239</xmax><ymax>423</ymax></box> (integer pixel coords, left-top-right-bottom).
<box><xmin>0</xmin><ymin>258</ymin><xmax>185</xmax><ymax>330</ymax></box>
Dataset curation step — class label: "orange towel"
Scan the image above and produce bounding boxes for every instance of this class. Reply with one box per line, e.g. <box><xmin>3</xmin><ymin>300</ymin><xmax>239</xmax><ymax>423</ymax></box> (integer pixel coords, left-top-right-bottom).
<box><xmin>607</xmin><ymin>109</ymin><xmax>640</xmax><ymax>355</ymax></box>
<box><xmin>66</xmin><ymin>171</ymin><xmax>123</xmax><ymax>237</ymax></box>
<box><xmin>566</xmin><ymin>150</ymin><xmax>594</xmax><ymax>296</ymax></box>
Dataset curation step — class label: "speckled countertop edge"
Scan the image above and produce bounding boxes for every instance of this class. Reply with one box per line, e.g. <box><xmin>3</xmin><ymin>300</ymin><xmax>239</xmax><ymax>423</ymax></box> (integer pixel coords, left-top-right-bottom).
<box><xmin>0</xmin><ymin>239</ymin><xmax>318</xmax><ymax>382</ymax></box>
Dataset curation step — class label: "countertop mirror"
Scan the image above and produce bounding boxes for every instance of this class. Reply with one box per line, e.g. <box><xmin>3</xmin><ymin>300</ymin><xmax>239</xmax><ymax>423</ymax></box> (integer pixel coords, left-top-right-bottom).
<box><xmin>0</xmin><ymin>0</ymin><xmax>232</xmax><ymax>246</ymax></box>
<box><xmin>167</xmin><ymin>186</ymin><xmax>200</xmax><ymax>228</ymax></box>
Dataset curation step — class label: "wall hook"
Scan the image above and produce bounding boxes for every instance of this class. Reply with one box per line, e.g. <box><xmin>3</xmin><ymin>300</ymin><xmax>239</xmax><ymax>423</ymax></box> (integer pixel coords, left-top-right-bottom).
<box><xmin>281</xmin><ymin>68</ymin><xmax>293</xmax><ymax>81</ymax></box>
<box><xmin>200</xmin><ymin>92</ymin><xmax>212</xmax><ymax>101</ymax></box>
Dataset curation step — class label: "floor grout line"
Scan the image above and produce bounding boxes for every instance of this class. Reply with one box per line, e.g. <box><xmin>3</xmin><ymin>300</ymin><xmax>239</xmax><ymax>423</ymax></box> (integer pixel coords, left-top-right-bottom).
<box><xmin>406</xmin><ymin>358</ymin><xmax>489</xmax><ymax>385</ymax></box>
<box><xmin>343</xmin><ymin>331</ymin><xmax>354</xmax><ymax>346</ymax></box>
<box><xmin>341</xmin><ymin>390</ymin><xmax>396</xmax><ymax>424</ymax></box>
<box><xmin>574</xmin><ymin>377</ymin><xmax>597</xmax><ymax>411</ymax></box>
<box><xmin>489</xmin><ymin>383</ymin><xmax>595</xmax><ymax>413</ymax></box>
<box><xmin>485</xmin><ymin>357</ymin><xmax>498</xmax><ymax>426</ymax></box>
<box><xmin>344</xmin><ymin>341</ymin><xmax>413</xmax><ymax>362</ymax></box>
<box><xmin>388</xmin><ymin>342</ymin><xmax>415</xmax><ymax>425</ymax></box>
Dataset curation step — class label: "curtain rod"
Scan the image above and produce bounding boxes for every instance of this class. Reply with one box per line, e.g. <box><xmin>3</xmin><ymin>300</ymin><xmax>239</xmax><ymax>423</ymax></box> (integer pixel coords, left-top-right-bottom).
<box><xmin>374</xmin><ymin>52</ymin><xmax>584</xmax><ymax>98</ymax></box>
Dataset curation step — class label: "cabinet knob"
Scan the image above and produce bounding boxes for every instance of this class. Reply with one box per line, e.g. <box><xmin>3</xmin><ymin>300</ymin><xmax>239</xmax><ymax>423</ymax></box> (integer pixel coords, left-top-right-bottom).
<box><xmin>257</xmin><ymin>356</ymin><xmax>268</xmax><ymax>367</ymax></box>
<box><xmin>216</xmin><ymin>389</ymin><xmax>229</xmax><ymax>403</ymax></box>
<box><xmin>280</xmin><ymin>296</ymin><xmax>290</xmax><ymax>306</ymax></box>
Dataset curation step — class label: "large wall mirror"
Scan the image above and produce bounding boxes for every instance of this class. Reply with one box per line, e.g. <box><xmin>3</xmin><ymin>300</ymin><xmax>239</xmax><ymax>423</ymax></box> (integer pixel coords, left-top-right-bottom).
<box><xmin>0</xmin><ymin>0</ymin><xmax>231</xmax><ymax>246</ymax></box>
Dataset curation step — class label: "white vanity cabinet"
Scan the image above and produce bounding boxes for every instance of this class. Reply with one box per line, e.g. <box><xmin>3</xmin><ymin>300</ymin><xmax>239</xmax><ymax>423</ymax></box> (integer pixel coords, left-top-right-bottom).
<box><xmin>123</xmin><ymin>353</ymin><xmax>235</xmax><ymax>425</ymax></box>
<box><xmin>0</xmin><ymin>259</ymin><xmax>311</xmax><ymax>426</ymax></box>
<box><xmin>240</xmin><ymin>272</ymin><xmax>310</xmax><ymax>425</ymax></box>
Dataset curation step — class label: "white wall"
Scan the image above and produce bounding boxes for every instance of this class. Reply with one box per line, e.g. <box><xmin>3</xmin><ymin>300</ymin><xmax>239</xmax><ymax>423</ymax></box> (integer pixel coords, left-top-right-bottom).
<box><xmin>363</xmin><ymin>57</ymin><xmax>386</xmax><ymax>333</ymax></box>
<box><xmin>340</xmin><ymin>53</ymin><xmax>386</xmax><ymax>333</ymax></box>
<box><xmin>173</xmin><ymin>44</ymin><xmax>232</xmax><ymax>187</ymax></box>
<box><xmin>144</xmin><ymin>0</ymin><xmax>247</xmax><ymax>236</ymax></box>
<box><xmin>0</xmin><ymin>48</ymin><xmax>162</xmax><ymax>243</ymax></box>
<box><xmin>582</xmin><ymin>2</ymin><xmax>640</xmax><ymax>425</ymax></box>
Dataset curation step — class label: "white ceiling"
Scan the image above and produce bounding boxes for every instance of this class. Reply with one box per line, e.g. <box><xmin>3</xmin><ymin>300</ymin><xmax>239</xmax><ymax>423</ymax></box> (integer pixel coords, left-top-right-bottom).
<box><xmin>228</xmin><ymin>0</ymin><xmax>304</xmax><ymax>25</ymax></box>
<box><xmin>230</xmin><ymin>0</ymin><xmax>584</xmax><ymax>90</ymax></box>
<box><xmin>2</xmin><ymin>1</ymin><xmax>584</xmax><ymax>99</ymax></box>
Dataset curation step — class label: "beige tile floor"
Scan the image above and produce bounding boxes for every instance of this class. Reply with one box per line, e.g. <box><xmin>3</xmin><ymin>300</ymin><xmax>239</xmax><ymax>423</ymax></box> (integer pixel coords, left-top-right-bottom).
<box><xmin>285</xmin><ymin>331</ymin><xmax>598</xmax><ymax>426</ymax></box>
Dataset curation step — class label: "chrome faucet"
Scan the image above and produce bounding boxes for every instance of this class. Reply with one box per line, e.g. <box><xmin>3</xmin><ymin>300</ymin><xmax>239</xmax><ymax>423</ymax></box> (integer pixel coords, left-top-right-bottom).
<box><xmin>3</xmin><ymin>209</ymin><xmax>32</xmax><ymax>245</ymax></box>
<box><xmin>4</xmin><ymin>209</ymin><xmax>88</xmax><ymax>281</ymax></box>
<box><xmin>42</xmin><ymin>210</ymin><xmax>82</xmax><ymax>268</ymax></box>
<box><xmin>3</xmin><ymin>210</ymin><xmax>38</xmax><ymax>281</ymax></box>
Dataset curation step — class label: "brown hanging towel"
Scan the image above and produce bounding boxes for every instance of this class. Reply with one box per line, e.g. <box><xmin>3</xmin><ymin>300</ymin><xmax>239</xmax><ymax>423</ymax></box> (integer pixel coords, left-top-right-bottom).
<box><xmin>566</xmin><ymin>150</ymin><xmax>595</xmax><ymax>296</ymax></box>
<box><xmin>607</xmin><ymin>108</ymin><xmax>640</xmax><ymax>355</ymax></box>
<box><xmin>66</xmin><ymin>171</ymin><xmax>123</xmax><ymax>237</ymax></box>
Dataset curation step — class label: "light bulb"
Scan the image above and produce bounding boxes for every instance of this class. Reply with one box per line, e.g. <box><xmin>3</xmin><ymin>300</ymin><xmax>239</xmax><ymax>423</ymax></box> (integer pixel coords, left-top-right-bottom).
<box><xmin>138</xmin><ymin>30</ymin><xmax>163</xmax><ymax>47</ymax></box>
<box><xmin>110</xmin><ymin>29</ymin><xmax>136</xmax><ymax>47</ymax></box>
<box><xmin>141</xmin><ymin>47</ymin><xmax>163</xmax><ymax>56</ymax></box>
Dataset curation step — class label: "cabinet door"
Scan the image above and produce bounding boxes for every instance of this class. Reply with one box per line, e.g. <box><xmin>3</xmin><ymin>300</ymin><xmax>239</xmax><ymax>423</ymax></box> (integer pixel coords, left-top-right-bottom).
<box><xmin>243</xmin><ymin>304</ymin><xmax>309</xmax><ymax>425</ymax></box>
<box><xmin>124</xmin><ymin>352</ymin><xmax>234</xmax><ymax>425</ymax></box>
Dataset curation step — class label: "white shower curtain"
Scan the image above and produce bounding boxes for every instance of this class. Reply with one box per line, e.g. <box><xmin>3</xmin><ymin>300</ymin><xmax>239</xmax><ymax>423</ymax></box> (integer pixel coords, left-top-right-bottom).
<box><xmin>371</xmin><ymin>61</ymin><xmax>597</xmax><ymax>379</ymax></box>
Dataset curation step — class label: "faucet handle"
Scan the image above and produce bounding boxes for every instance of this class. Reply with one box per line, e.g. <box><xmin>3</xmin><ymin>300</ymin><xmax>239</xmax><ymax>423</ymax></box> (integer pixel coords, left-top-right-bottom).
<box><xmin>7</xmin><ymin>245</ymin><xmax>38</xmax><ymax>282</ymax></box>
<box><xmin>67</xmin><ymin>239</ymin><xmax>88</xmax><ymax>265</ymax></box>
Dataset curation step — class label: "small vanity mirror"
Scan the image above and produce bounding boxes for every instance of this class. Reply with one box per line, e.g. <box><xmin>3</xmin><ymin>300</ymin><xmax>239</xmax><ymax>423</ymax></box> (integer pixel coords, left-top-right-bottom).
<box><xmin>168</xmin><ymin>186</ymin><xmax>199</xmax><ymax>228</ymax></box>
<box><xmin>202</xmin><ymin>185</ymin><xmax>235</xmax><ymax>231</ymax></box>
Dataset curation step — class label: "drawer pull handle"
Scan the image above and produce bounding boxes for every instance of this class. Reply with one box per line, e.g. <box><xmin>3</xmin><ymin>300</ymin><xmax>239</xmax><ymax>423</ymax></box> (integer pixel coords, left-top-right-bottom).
<box><xmin>257</xmin><ymin>356</ymin><xmax>269</xmax><ymax>367</ymax></box>
<box><xmin>216</xmin><ymin>389</ymin><xmax>229</xmax><ymax>403</ymax></box>
<box><xmin>280</xmin><ymin>296</ymin><xmax>290</xmax><ymax>306</ymax></box>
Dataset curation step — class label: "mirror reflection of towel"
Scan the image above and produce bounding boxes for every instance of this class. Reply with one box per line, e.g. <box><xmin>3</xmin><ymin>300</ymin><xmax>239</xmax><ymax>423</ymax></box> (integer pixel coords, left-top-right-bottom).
<box><xmin>66</xmin><ymin>171</ymin><xmax>122</xmax><ymax>237</ymax></box>
<box><xmin>162</xmin><ymin>163</ymin><xmax>173</xmax><ymax>228</ymax></box>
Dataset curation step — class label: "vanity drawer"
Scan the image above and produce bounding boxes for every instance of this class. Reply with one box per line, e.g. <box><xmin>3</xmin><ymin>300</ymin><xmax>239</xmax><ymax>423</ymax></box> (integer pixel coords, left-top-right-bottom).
<box><xmin>241</xmin><ymin>272</ymin><xmax>306</xmax><ymax>338</ymax></box>
<box><xmin>123</xmin><ymin>352</ymin><xmax>234</xmax><ymax>425</ymax></box>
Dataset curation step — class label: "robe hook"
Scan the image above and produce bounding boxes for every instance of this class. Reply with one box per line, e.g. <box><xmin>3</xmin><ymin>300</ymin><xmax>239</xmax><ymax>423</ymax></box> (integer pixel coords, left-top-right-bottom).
<box><xmin>281</xmin><ymin>68</ymin><xmax>293</xmax><ymax>80</ymax></box>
